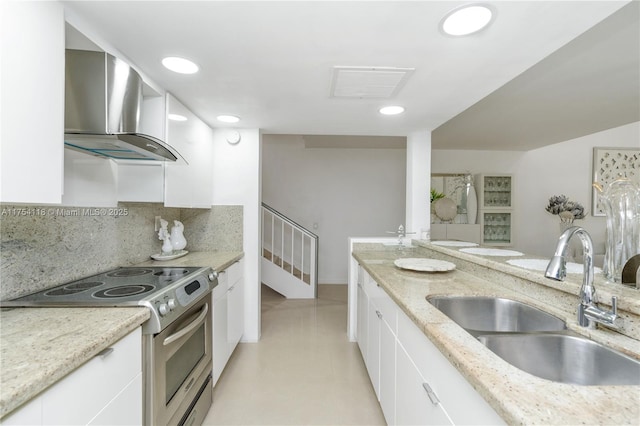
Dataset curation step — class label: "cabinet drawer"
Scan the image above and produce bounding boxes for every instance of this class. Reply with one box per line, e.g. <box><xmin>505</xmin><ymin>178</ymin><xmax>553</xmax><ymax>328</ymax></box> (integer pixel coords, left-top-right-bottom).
<box><xmin>214</xmin><ymin>269</ymin><xmax>229</xmax><ymax>299</ymax></box>
<box><xmin>362</xmin><ymin>269</ymin><xmax>376</xmax><ymax>294</ymax></box>
<box><xmin>397</xmin><ymin>311</ymin><xmax>503</xmax><ymax>425</ymax></box>
<box><xmin>41</xmin><ymin>328</ymin><xmax>142</xmax><ymax>425</ymax></box>
<box><xmin>88</xmin><ymin>373</ymin><xmax>142</xmax><ymax>425</ymax></box>
<box><xmin>396</xmin><ymin>343</ymin><xmax>453</xmax><ymax>426</ymax></box>
<box><xmin>374</xmin><ymin>290</ymin><xmax>397</xmax><ymax>334</ymax></box>
<box><xmin>365</xmin><ymin>275</ymin><xmax>397</xmax><ymax>335</ymax></box>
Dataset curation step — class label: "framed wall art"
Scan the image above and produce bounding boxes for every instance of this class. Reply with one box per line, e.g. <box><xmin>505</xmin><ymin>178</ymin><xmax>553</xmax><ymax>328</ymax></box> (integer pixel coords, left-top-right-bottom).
<box><xmin>592</xmin><ymin>147</ymin><xmax>640</xmax><ymax>216</ymax></box>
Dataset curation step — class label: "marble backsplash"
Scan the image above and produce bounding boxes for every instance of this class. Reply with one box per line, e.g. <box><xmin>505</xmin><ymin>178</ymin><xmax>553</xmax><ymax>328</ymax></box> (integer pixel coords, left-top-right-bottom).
<box><xmin>0</xmin><ymin>203</ymin><xmax>242</xmax><ymax>300</ymax></box>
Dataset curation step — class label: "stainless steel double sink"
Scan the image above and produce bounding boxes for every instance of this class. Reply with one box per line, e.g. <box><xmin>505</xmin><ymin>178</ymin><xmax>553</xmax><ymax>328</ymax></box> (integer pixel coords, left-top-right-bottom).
<box><xmin>427</xmin><ymin>296</ymin><xmax>640</xmax><ymax>386</ymax></box>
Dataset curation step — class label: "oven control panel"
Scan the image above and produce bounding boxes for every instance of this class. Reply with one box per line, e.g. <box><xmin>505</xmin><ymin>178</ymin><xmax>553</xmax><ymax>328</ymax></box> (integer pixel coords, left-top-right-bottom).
<box><xmin>175</xmin><ymin>277</ymin><xmax>209</xmax><ymax>307</ymax></box>
<box><xmin>142</xmin><ymin>267</ymin><xmax>216</xmax><ymax>334</ymax></box>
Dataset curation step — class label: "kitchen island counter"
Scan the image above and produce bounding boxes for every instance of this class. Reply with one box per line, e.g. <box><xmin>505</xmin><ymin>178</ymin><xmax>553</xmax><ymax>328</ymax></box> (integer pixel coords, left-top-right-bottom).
<box><xmin>352</xmin><ymin>242</ymin><xmax>640</xmax><ymax>425</ymax></box>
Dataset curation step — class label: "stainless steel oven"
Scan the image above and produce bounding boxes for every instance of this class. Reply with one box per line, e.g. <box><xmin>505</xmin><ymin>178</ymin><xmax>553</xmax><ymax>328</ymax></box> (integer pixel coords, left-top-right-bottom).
<box><xmin>145</xmin><ymin>291</ymin><xmax>212</xmax><ymax>426</ymax></box>
<box><xmin>2</xmin><ymin>266</ymin><xmax>217</xmax><ymax>426</ymax></box>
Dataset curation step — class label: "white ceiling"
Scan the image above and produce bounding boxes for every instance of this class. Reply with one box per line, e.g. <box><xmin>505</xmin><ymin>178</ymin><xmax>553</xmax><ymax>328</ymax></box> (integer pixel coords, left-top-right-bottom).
<box><xmin>62</xmin><ymin>1</ymin><xmax>635</xmax><ymax>150</ymax></box>
<box><xmin>433</xmin><ymin>1</ymin><xmax>640</xmax><ymax>150</ymax></box>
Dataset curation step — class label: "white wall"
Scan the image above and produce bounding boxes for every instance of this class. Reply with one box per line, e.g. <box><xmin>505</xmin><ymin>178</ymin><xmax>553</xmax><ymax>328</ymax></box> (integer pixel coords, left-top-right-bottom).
<box><xmin>262</xmin><ymin>135</ymin><xmax>406</xmax><ymax>284</ymax></box>
<box><xmin>212</xmin><ymin>128</ymin><xmax>262</xmax><ymax>342</ymax></box>
<box><xmin>432</xmin><ymin>121</ymin><xmax>640</xmax><ymax>258</ymax></box>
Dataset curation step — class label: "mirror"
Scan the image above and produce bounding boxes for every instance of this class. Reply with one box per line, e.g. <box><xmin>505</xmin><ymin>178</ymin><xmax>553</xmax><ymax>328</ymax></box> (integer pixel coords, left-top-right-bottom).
<box><xmin>430</xmin><ymin>173</ymin><xmax>477</xmax><ymax>224</ymax></box>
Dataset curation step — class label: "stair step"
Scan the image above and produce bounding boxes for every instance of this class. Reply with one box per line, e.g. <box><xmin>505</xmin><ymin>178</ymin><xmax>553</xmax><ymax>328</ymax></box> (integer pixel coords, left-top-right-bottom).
<box><xmin>263</xmin><ymin>248</ymin><xmax>310</xmax><ymax>284</ymax></box>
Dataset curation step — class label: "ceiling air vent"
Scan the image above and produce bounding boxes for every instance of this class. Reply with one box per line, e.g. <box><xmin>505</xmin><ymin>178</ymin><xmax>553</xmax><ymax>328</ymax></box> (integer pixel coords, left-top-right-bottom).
<box><xmin>330</xmin><ymin>66</ymin><xmax>415</xmax><ymax>99</ymax></box>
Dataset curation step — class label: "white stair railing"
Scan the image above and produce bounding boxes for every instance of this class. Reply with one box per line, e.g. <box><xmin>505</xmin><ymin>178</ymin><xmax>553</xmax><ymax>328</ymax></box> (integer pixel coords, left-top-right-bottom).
<box><xmin>261</xmin><ymin>203</ymin><xmax>318</xmax><ymax>299</ymax></box>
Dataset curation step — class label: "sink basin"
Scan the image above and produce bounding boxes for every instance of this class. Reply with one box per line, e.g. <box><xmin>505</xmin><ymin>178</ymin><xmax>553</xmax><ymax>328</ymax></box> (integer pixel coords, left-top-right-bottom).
<box><xmin>427</xmin><ymin>296</ymin><xmax>639</xmax><ymax>386</ymax></box>
<box><xmin>427</xmin><ymin>296</ymin><xmax>567</xmax><ymax>334</ymax></box>
<box><xmin>478</xmin><ymin>334</ymin><xmax>640</xmax><ymax>385</ymax></box>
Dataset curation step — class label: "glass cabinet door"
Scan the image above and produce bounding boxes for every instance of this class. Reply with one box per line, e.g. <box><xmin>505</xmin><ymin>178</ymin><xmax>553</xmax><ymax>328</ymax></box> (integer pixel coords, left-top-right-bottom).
<box><xmin>482</xmin><ymin>212</ymin><xmax>512</xmax><ymax>245</ymax></box>
<box><xmin>482</xmin><ymin>175</ymin><xmax>512</xmax><ymax>208</ymax></box>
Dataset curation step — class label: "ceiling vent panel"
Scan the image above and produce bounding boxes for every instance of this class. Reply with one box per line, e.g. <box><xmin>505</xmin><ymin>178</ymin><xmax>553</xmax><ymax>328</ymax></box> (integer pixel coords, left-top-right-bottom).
<box><xmin>330</xmin><ymin>66</ymin><xmax>415</xmax><ymax>99</ymax></box>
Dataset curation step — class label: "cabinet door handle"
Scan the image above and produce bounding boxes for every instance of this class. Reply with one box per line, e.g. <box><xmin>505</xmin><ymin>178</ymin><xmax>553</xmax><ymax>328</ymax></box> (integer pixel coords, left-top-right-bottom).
<box><xmin>422</xmin><ymin>382</ymin><xmax>440</xmax><ymax>405</ymax></box>
<box><xmin>96</xmin><ymin>347</ymin><xmax>114</xmax><ymax>358</ymax></box>
<box><xmin>376</xmin><ymin>310</ymin><xmax>382</xmax><ymax>319</ymax></box>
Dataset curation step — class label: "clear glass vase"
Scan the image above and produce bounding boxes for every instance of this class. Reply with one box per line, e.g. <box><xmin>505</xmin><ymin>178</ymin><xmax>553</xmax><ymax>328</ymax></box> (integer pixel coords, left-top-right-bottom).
<box><xmin>597</xmin><ymin>177</ymin><xmax>640</xmax><ymax>283</ymax></box>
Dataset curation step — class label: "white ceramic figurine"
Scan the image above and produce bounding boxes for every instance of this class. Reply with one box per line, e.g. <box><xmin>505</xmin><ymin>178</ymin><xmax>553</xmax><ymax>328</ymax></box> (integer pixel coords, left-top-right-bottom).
<box><xmin>170</xmin><ymin>220</ymin><xmax>187</xmax><ymax>251</ymax></box>
<box><xmin>158</xmin><ymin>219</ymin><xmax>173</xmax><ymax>254</ymax></box>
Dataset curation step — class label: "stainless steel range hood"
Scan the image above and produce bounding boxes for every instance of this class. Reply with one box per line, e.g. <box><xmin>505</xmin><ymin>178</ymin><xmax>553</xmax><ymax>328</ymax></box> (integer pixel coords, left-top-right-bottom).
<box><xmin>64</xmin><ymin>49</ymin><xmax>181</xmax><ymax>161</ymax></box>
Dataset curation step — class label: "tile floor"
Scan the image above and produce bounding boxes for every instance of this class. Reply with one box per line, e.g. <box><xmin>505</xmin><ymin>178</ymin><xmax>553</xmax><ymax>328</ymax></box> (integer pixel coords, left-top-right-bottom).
<box><xmin>203</xmin><ymin>284</ymin><xmax>386</xmax><ymax>425</ymax></box>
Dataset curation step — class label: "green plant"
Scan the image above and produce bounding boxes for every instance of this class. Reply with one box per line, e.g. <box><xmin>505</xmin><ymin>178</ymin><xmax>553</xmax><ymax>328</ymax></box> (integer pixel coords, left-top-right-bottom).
<box><xmin>431</xmin><ymin>189</ymin><xmax>445</xmax><ymax>203</ymax></box>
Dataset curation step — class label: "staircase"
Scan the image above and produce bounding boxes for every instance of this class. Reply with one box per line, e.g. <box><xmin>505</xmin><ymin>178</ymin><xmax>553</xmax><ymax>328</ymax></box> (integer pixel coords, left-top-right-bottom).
<box><xmin>261</xmin><ymin>203</ymin><xmax>318</xmax><ymax>299</ymax></box>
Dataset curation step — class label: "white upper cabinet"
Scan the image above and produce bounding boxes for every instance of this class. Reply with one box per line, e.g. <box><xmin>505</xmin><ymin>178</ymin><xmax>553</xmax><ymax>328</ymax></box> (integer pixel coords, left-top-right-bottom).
<box><xmin>164</xmin><ymin>94</ymin><xmax>214</xmax><ymax>208</ymax></box>
<box><xmin>0</xmin><ymin>6</ymin><xmax>213</xmax><ymax>208</ymax></box>
<box><xmin>117</xmin><ymin>93</ymin><xmax>215</xmax><ymax>208</ymax></box>
<box><xmin>1</xmin><ymin>1</ymin><xmax>65</xmax><ymax>204</ymax></box>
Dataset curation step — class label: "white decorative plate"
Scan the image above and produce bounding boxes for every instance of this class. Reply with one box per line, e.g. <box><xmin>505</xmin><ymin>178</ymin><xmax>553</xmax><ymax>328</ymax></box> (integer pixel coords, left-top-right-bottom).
<box><xmin>394</xmin><ymin>258</ymin><xmax>456</xmax><ymax>272</ymax></box>
<box><xmin>151</xmin><ymin>250</ymin><xmax>189</xmax><ymax>261</ymax></box>
<box><xmin>434</xmin><ymin>198</ymin><xmax>457</xmax><ymax>221</ymax></box>
<box><xmin>460</xmin><ymin>248</ymin><xmax>524</xmax><ymax>257</ymax></box>
<box><xmin>431</xmin><ymin>240</ymin><xmax>478</xmax><ymax>247</ymax></box>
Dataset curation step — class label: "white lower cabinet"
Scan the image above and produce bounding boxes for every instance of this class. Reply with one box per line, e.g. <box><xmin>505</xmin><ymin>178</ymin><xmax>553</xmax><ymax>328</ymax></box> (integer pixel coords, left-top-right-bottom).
<box><xmin>397</xmin><ymin>312</ymin><xmax>504</xmax><ymax>425</ymax></box>
<box><xmin>2</xmin><ymin>328</ymin><xmax>142</xmax><ymax>426</ymax></box>
<box><xmin>356</xmin><ymin>266</ymin><xmax>504</xmax><ymax>426</ymax></box>
<box><xmin>87</xmin><ymin>374</ymin><xmax>142</xmax><ymax>426</ymax></box>
<box><xmin>379</xmin><ymin>317</ymin><xmax>396</xmax><ymax>423</ymax></box>
<box><xmin>366</xmin><ymin>295</ymin><xmax>382</xmax><ymax>397</ymax></box>
<box><xmin>212</xmin><ymin>272</ymin><xmax>229</xmax><ymax>386</ymax></box>
<box><xmin>212</xmin><ymin>259</ymin><xmax>244</xmax><ymax>386</ymax></box>
<box><xmin>360</xmin><ymin>268</ymin><xmax>396</xmax><ymax>425</ymax></box>
<box><xmin>356</xmin><ymin>266</ymin><xmax>369</xmax><ymax>364</ymax></box>
<box><xmin>396</xmin><ymin>343</ymin><xmax>452</xmax><ymax>426</ymax></box>
<box><xmin>227</xmin><ymin>267</ymin><xmax>244</xmax><ymax>356</ymax></box>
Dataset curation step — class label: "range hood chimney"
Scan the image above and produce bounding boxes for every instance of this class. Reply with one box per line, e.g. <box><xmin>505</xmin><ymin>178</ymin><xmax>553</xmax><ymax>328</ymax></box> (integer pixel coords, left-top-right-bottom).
<box><xmin>64</xmin><ymin>49</ymin><xmax>181</xmax><ymax>162</ymax></box>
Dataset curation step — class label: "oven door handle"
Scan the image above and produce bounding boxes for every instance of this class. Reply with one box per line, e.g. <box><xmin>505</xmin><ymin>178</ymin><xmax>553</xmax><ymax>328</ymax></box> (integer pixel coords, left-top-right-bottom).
<box><xmin>163</xmin><ymin>303</ymin><xmax>209</xmax><ymax>346</ymax></box>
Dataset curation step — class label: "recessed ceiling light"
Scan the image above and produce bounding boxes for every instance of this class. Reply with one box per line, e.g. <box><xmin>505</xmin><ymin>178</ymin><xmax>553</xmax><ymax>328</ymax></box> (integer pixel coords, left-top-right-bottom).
<box><xmin>168</xmin><ymin>114</ymin><xmax>187</xmax><ymax>121</ymax></box>
<box><xmin>441</xmin><ymin>4</ymin><xmax>494</xmax><ymax>36</ymax></box>
<box><xmin>162</xmin><ymin>56</ymin><xmax>199</xmax><ymax>74</ymax></box>
<box><xmin>217</xmin><ymin>115</ymin><xmax>240</xmax><ymax>123</ymax></box>
<box><xmin>379</xmin><ymin>106</ymin><xmax>405</xmax><ymax>115</ymax></box>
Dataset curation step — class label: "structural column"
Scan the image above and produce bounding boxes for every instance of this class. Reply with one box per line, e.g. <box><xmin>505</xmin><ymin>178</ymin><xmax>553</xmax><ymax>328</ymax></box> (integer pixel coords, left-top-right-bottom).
<box><xmin>406</xmin><ymin>131</ymin><xmax>432</xmax><ymax>239</ymax></box>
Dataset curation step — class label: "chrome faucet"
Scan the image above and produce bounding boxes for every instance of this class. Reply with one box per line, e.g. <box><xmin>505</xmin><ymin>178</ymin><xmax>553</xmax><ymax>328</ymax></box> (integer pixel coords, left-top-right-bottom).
<box><xmin>545</xmin><ymin>226</ymin><xmax>621</xmax><ymax>329</ymax></box>
<box><xmin>396</xmin><ymin>224</ymin><xmax>406</xmax><ymax>245</ymax></box>
<box><xmin>386</xmin><ymin>224</ymin><xmax>415</xmax><ymax>248</ymax></box>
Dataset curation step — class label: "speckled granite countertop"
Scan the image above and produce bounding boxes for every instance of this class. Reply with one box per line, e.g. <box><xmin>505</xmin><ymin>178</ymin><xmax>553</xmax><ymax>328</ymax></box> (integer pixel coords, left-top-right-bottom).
<box><xmin>0</xmin><ymin>307</ymin><xmax>149</xmax><ymax>419</ymax></box>
<box><xmin>0</xmin><ymin>251</ymin><xmax>243</xmax><ymax>420</ymax></box>
<box><xmin>353</xmin><ymin>242</ymin><xmax>640</xmax><ymax>425</ymax></box>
